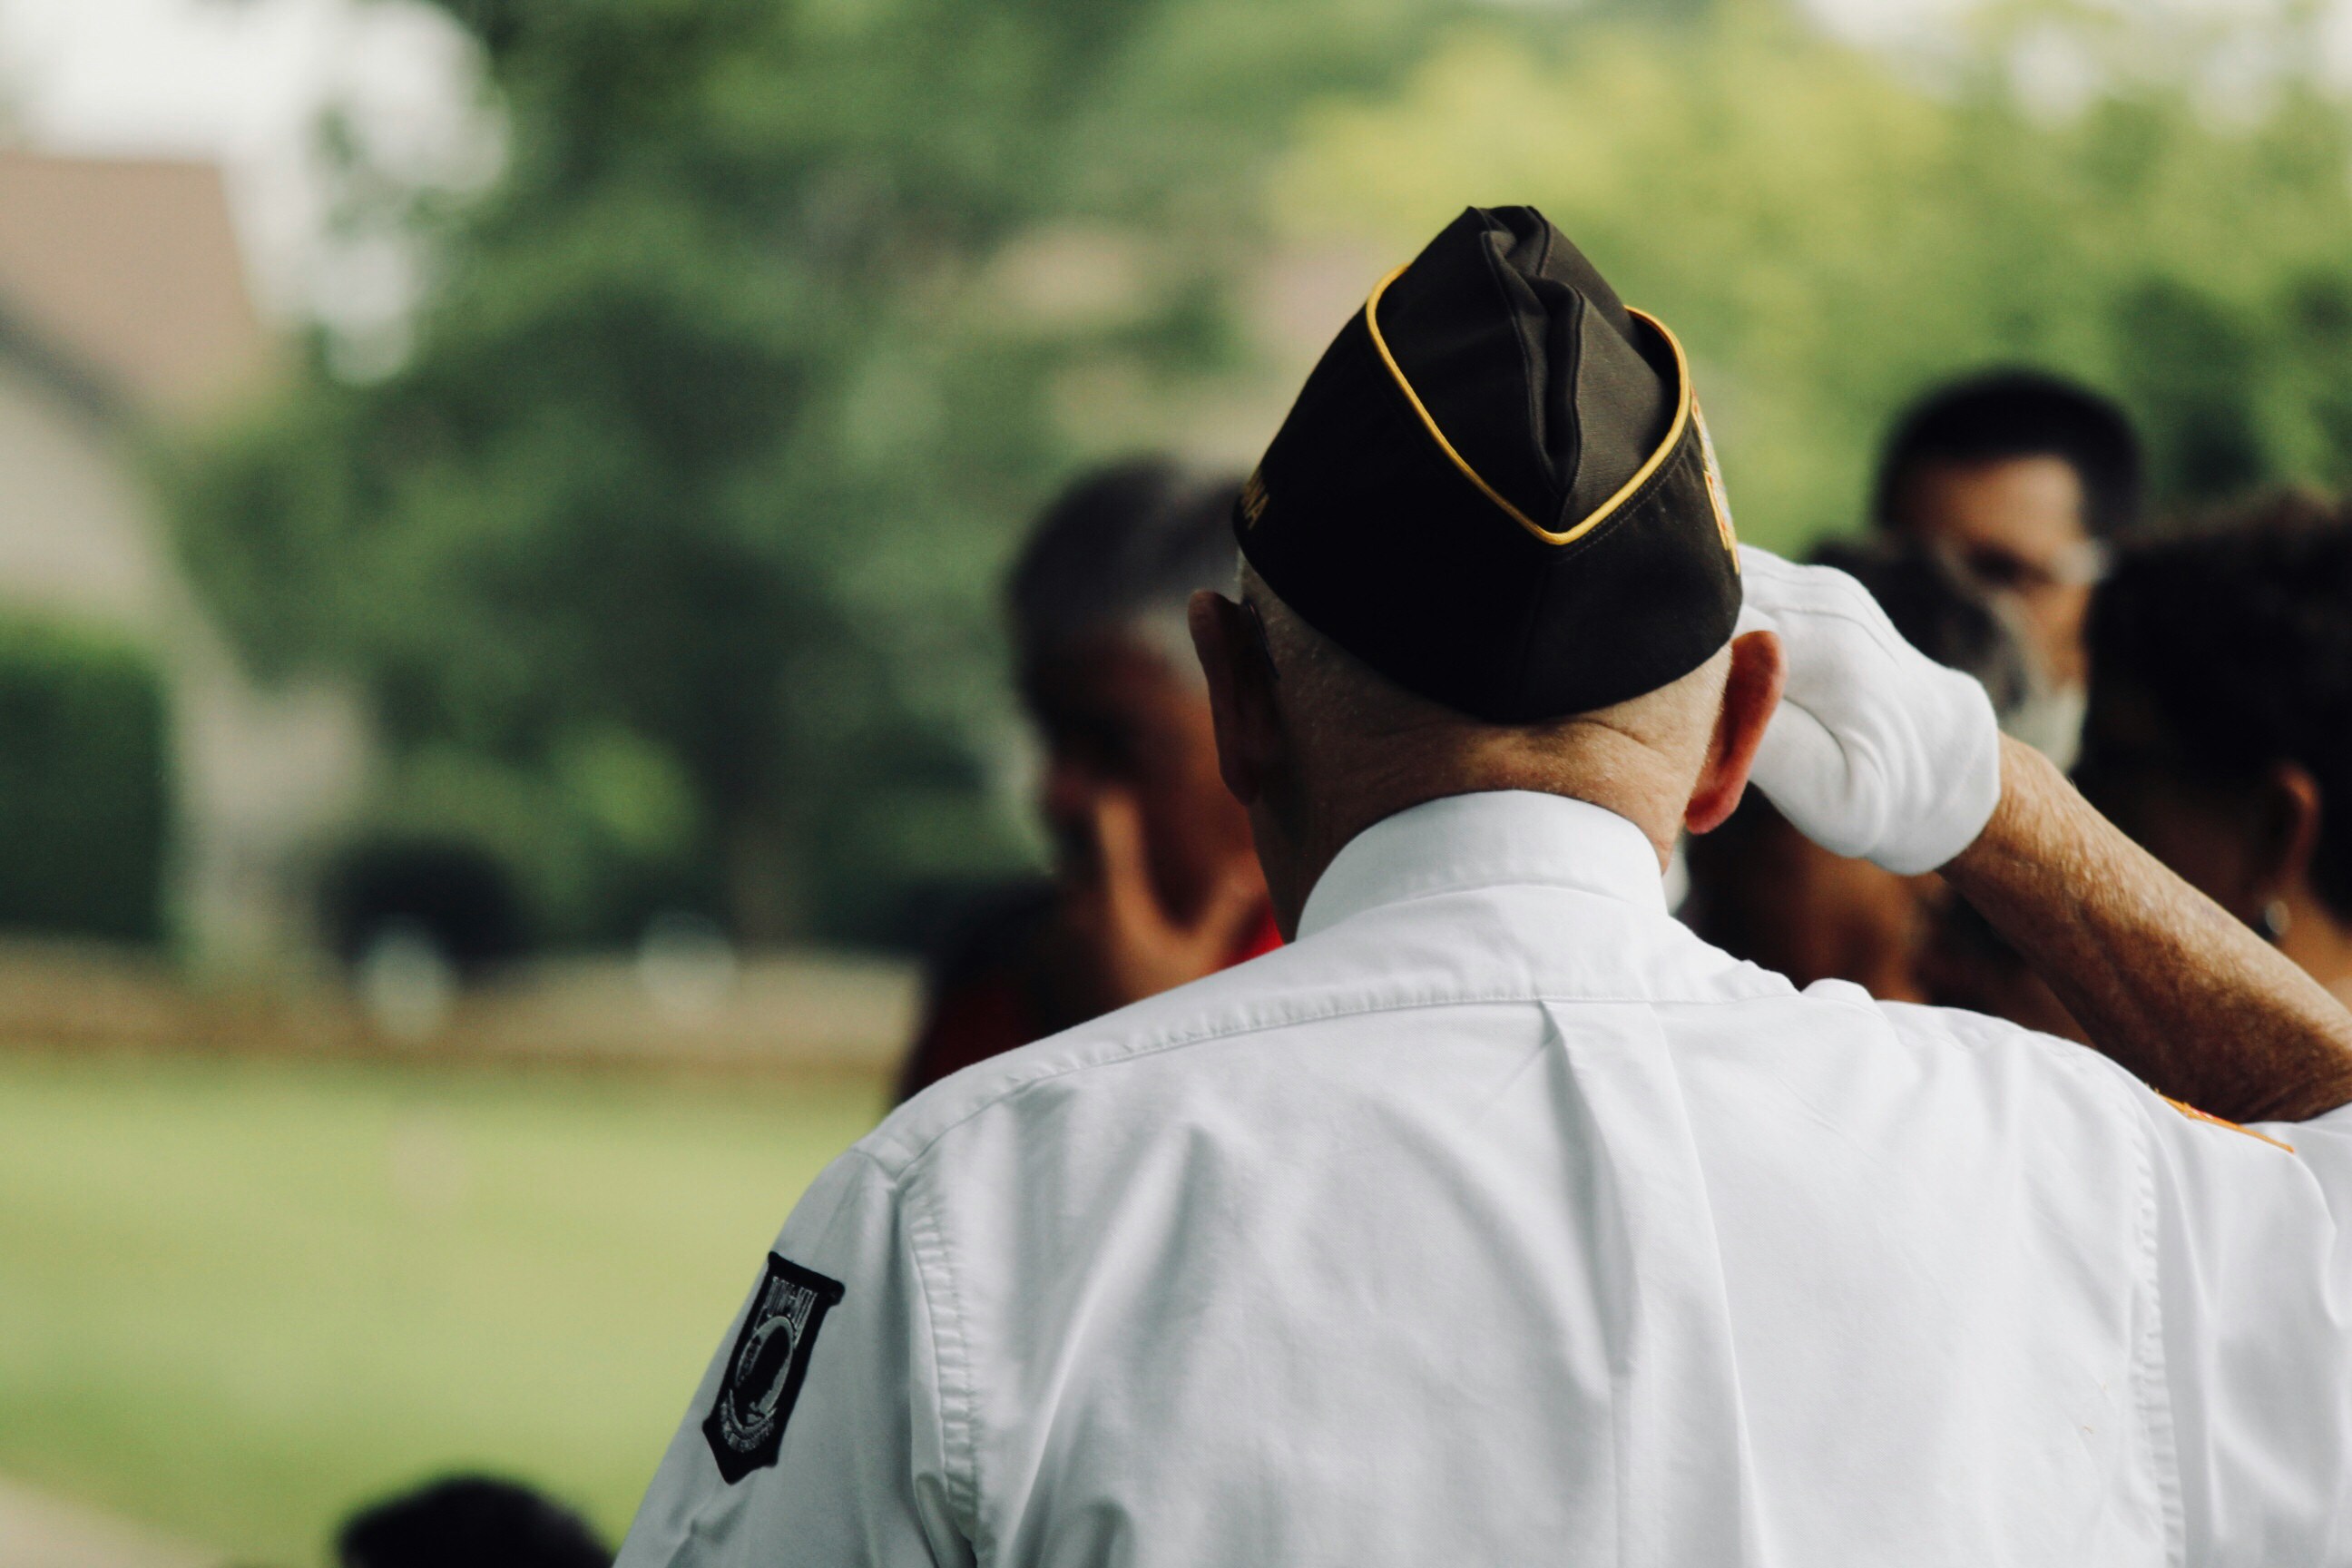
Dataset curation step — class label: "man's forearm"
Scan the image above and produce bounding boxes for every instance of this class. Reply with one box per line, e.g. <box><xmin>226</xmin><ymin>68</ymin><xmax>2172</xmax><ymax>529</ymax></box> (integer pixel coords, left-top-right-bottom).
<box><xmin>1942</xmin><ymin>737</ymin><xmax>2352</xmax><ymax>1124</ymax></box>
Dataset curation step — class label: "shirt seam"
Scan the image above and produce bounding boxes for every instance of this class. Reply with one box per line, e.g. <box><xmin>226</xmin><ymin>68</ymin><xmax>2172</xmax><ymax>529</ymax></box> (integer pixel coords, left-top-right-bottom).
<box><xmin>877</xmin><ymin>981</ymin><xmax>1834</xmax><ymax>1178</ymax></box>
<box><xmin>2035</xmin><ymin>1052</ymin><xmax>2184</xmax><ymax>1563</ymax></box>
<box><xmin>2112</xmin><ymin>1077</ymin><xmax>2186</xmax><ymax>1565</ymax></box>
<box><xmin>894</xmin><ymin>1155</ymin><xmax>985</xmax><ymax>1552</ymax></box>
<box><xmin>2139</xmin><ymin>1122</ymin><xmax>2187</xmax><ymax>1568</ymax></box>
<box><xmin>1300</xmin><ymin>875</ymin><xmax>1668</xmax><ymax>939</ymax></box>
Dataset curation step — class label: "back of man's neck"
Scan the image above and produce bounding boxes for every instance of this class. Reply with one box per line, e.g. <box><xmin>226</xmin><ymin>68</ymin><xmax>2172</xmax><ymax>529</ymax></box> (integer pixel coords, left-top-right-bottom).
<box><xmin>1274</xmin><ymin>732</ymin><xmax>1690</xmax><ymax>934</ymax></box>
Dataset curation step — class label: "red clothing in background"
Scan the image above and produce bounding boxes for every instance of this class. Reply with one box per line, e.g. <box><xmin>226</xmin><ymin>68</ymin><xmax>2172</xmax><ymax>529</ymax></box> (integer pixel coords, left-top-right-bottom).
<box><xmin>896</xmin><ymin>886</ymin><xmax>1281</xmax><ymax>1102</ymax></box>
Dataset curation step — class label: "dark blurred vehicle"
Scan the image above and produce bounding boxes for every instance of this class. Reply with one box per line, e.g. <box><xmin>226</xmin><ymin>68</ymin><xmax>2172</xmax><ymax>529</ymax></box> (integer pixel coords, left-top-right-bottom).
<box><xmin>2078</xmin><ymin>491</ymin><xmax>2352</xmax><ymax>1007</ymax></box>
<box><xmin>320</xmin><ymin>837</ymin><xmax>529</xmax><ymax>977</ymax></box>
<box><xmin>896</xmin><ymin>462</ymin><xmax>1279</xmax><ymax>1102</ymax></box>
<box><xmin>337</xmin><ymin>1475</ymin><xmax>609</xmax><ymax>1568</ymax></box>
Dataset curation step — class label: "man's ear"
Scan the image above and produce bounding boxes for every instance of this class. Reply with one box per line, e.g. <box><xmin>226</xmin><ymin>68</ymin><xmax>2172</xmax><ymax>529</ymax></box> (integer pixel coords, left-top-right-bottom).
<box><xmin>1685</xmin><ymin>630</ymin><xmax>1785</xmax><ymax>836</ymax></box>
<box><xmin>1189</xmin><ymin>590</ymin><xmax>1284</xmax><ymax>808</ymax></box>
<box><xmin>2251</xmin><ymin>760</ymin><xmax>2325</xmax><ymax>906</ymax></box>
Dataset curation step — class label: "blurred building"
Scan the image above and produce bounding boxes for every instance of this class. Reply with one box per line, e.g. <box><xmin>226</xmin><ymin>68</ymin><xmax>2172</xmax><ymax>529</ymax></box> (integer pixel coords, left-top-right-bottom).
<box><xmin>0</xmin><ymin>150</ymin><xmax>368</xmax><ymax>967</ymax></box>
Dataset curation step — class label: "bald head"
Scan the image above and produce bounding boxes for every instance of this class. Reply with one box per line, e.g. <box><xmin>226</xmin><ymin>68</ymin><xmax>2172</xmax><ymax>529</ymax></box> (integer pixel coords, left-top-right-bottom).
<box><xmin>1242</xmin><ymin>560</ymin><xmax>1733</xmax><ymax>824</ymax></box>
<box><xmin>1192</xmin><ymin>567</ymin><xmax>1784</xmax><ymax>935</ymax></box>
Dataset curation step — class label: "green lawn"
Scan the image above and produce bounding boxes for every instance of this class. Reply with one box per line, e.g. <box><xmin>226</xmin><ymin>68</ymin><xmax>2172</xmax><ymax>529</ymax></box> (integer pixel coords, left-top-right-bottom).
<box><xmin>0</xmin><ymin>1050</ymin><xmax>886</xmax><ymax>1564</ymax></box>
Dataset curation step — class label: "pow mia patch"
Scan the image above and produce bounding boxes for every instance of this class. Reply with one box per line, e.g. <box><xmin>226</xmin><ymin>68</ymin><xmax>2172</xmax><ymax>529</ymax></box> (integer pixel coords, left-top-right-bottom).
<box><xmin>702</xmin><ymin>1254</ymin><xmax>845</xmax><ymax>1484</ymax></box>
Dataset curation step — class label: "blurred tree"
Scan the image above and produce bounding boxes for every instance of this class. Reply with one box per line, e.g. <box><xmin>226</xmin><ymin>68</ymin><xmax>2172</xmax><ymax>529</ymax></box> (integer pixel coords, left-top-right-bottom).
<box><xmin>176</xmin><ymin>0</ymin><xmax>2352</xmax><ymax>949</ymax></box>
<box><xmin>172</xmin><ymin>0</ymin><xmax>1446</xmax><ymax>946</ymax></box>
<box><xmin>1270</xmin><ymin>3</ymin><xmax>2352</xmax><ymax>553</ymax></box>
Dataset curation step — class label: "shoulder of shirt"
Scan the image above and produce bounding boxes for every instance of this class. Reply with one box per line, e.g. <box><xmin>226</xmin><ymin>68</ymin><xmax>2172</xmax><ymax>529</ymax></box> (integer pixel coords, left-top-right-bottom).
<box><xmin>1873</xmin><ymin>992</ymin><xmax>2259</xmax><ymax>1138</ymax></box>
<box><xmin>1871</xmin><ymin>990</ymin><xmax>2120</xmax><ymax>1073</ymax></box>
<box><xmin>849</xmin><ymin>924</ymin><xmax>2316</xmax><ymax>1208</ymax></box>
<box><xmin>851</xmin><ymin>891</ymin><xmax>2093</xmax><ymax>1182</ymax></box>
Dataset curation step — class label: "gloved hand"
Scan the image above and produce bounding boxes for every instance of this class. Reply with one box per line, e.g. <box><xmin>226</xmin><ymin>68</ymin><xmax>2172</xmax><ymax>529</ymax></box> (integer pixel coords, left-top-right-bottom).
<box><xmin>1733</xmin><ymin>545</ymin><xmax>2002</xmax><ymax>875</ymax></box>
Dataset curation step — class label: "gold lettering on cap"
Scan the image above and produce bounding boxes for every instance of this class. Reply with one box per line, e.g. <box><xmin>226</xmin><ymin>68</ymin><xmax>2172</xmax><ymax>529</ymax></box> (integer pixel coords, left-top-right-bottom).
<box><xmin>1240</xmin><ymin>468</ymin><xmax>1269</xmax><ymax>529</ymax></box>
<box><xmin>1693</xmin><ymin>399</ymin><xmax>1739</xmax><ymax>572</ymax></box>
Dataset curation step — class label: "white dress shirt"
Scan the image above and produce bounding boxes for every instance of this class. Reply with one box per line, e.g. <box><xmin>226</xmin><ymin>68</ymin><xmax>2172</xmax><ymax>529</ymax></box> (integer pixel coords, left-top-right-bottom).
<box><xmin>619</xmin><ymin>790</ymin><xmax>2352</xmax><ymax>1567</ymax></box>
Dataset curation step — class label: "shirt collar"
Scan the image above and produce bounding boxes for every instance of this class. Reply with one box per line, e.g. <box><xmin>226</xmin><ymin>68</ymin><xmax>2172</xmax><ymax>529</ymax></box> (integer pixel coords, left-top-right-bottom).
<box><xmin>1296</xmin><ymin>790</ymin><xmax>1669</xmax><ymax>941</ymax></box>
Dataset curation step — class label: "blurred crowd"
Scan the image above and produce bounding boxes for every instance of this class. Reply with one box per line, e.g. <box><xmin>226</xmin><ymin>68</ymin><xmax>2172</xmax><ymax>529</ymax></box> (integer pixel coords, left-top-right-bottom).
<box><xmin>899</xmin><ymin>368</ymin><xmax>2352</xmax><ymax>1101</ymax></box>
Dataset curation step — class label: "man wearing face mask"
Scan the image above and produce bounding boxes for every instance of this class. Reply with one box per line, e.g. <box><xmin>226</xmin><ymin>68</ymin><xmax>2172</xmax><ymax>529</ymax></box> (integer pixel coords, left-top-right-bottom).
<box><xmin>623</xmin><ymin>209</ymin><xmax>2352</xmax><ymax>1568</ymax></box>
<box><xmin>1873</xmin><ymin>370</ymin><xmax>2145</xmax><ymax>767</ymax></box>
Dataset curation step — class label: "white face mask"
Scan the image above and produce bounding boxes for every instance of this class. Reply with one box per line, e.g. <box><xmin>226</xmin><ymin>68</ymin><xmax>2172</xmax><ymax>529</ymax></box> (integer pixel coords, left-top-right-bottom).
<box><xmin>2003</xmin><ymin>681</ymin><xmax>2087</xmax><ymax>772</ymax></box>
<box><xmin>1970</xmin><ymin>583</ymin><xmax>2086</xmax><ymax>771</ymax></box>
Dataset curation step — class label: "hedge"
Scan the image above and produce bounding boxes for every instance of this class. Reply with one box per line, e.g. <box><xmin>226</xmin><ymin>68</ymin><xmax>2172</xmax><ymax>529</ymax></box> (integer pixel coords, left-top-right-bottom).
<box><xmin>0</xmin><ymin>617</ymin><xmax>170</xmax><ymax>942</ymax></box>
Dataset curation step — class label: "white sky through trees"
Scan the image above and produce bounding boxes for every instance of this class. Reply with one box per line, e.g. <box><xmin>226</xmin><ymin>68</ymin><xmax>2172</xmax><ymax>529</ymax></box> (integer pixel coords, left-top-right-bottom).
<box><xmin>0</xmin><ymin>0</ymin><xmax>493</xmax><ymax>341</ymax></box>
<box><xmin>4</xmin><ymin>0</ymin><xmax>2349</xmax><ymax>346</ymax></box>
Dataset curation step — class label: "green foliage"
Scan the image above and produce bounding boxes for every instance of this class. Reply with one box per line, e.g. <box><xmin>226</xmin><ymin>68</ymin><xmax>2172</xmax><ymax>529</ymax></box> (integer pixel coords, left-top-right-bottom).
<box><xmin>0</xmin><ymin>619</ymin><xmax>169</xmax><ymax>943</ymax></box>
<box><xmin>346</xmin><ymin>733</ymin><xmax>703</xmax><ymax>948</ymax></box>
<box><xmin>1270</xmin><ymin>8</ymin><xmax>2352</xmax><ymax>552</ymax></box>
<box><xmin>171</xmin><ymin>0</ymin><xmax>1451</xmax><ymax>946</ymax></box>
<box><xmin>172</xmin><ymin>0</ymin><xmax>2352</xmax><ymax>947</ymax></box>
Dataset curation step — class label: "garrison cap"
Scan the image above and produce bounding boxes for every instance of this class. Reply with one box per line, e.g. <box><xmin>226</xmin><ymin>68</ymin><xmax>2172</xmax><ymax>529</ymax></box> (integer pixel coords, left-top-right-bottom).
<box><xmin>1235</xmin><ymin>205</ymin><xmax>1742</xmax><ymax>722</ymax></box>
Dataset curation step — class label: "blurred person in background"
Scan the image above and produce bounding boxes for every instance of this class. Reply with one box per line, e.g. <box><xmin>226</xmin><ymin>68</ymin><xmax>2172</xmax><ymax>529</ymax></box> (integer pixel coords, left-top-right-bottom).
<box><xmin>2079</xmin><ymin>492</ymin><xmax>2352</xmax><ymax>1007</ymax></box>
<box><xmin>337</xmin><ymin>1475</ymin><xmax>609</xmax><ymax>1568</ymax></box>
<box><xmin>1682</xmin><ymin>536</ymin><xmax>2051</xmax><ymax>1012</ymax></box>
<box><xmin>895</xmin><ymin>462</ymin><xmax>1278</xmax><ymax>1101</ymax></box>
<box><xmin>1873</xmin><ymin>370</ymin><xmax>2144</xmax><ymax>766</ymax></box>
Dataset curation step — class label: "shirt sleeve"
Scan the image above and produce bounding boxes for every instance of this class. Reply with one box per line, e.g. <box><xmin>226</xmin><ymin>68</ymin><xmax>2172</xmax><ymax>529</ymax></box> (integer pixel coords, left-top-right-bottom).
<box><xmin>2146</xmin><ymin>1093</ymin><xmax>2352</xmax><ymax>1564</ymax></box>
<box><xmin>615</xmin><ymin>1148</ymin><xmax>971</xmax><ymax>1568</ymax></box>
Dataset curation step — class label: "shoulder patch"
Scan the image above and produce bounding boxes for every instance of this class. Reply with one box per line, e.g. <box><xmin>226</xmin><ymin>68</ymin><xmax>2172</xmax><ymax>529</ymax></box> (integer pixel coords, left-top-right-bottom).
<box><xmin>702</xmin><ymin>1254</ymin><xmax>846</xmax><ymax>1483</ymax></box>
<box><xmin>2161</xmin><ymin>1093</ymin><xmax>2296</xmax><ymax>1153</ymax></box>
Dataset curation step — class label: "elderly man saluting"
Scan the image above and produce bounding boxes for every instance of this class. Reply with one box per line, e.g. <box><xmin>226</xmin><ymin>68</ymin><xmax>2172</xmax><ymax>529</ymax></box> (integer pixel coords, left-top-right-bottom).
<box><xmin>618</xmin><ymin>209</ymin><xmax>2352</xmax><ymax>1567</ymax></box>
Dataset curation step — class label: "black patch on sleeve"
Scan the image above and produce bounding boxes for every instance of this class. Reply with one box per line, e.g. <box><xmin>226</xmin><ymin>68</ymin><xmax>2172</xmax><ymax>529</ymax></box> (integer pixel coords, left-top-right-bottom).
<box><xmin>702</xmin><ymin>1254</ymin><xmax>846</xmax><ymax>1484</ymax></box>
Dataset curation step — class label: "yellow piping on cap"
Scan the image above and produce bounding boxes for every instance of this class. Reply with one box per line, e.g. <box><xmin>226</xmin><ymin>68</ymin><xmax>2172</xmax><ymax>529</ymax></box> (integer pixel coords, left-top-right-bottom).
<box><xmin>1362</xmin><ymin>261</ymin><xmax>1695</xmax><ymax>548</ymax></box>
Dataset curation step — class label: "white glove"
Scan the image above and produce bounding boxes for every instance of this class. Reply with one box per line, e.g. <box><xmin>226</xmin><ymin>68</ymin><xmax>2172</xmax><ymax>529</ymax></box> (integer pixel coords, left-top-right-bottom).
<box><xmin>1733</xmin><ymin>545</ymin><xmax>2002</xmax><ymax>875</ymax></box>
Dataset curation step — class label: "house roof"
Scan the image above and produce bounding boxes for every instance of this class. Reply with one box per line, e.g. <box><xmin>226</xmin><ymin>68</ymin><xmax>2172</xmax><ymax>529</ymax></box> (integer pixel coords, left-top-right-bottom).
<box><xmin>0</xmin><ymin>150</ymin><xmax>274</xmax><ymax>420</ymax></box>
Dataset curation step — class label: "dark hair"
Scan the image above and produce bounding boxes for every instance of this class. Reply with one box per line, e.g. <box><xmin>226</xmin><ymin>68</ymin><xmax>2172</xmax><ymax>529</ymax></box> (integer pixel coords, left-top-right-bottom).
<box><xmin>336</xmin><ymin>1475</ymin><xmax>610</xmax><ymax>1568</ymax></box>
<box><xmin>1808</xmin><ymin>536</ymin><xmax>2034</xmax><ymax>720</ymax></box>
<box><xmin>1873</xmin><ymin>370</ymin><xmax>2144</xmax><ymax>541</ymax></box>
<box><xmin>1006</xmin><ymin>460</ymin><xmax>1241</xmax><ymax>662</ymax></box>
<box><xmin>2086</xmin><ymin>490</ymin><xmax>2352</xmax><ymax>919</ymax></box>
